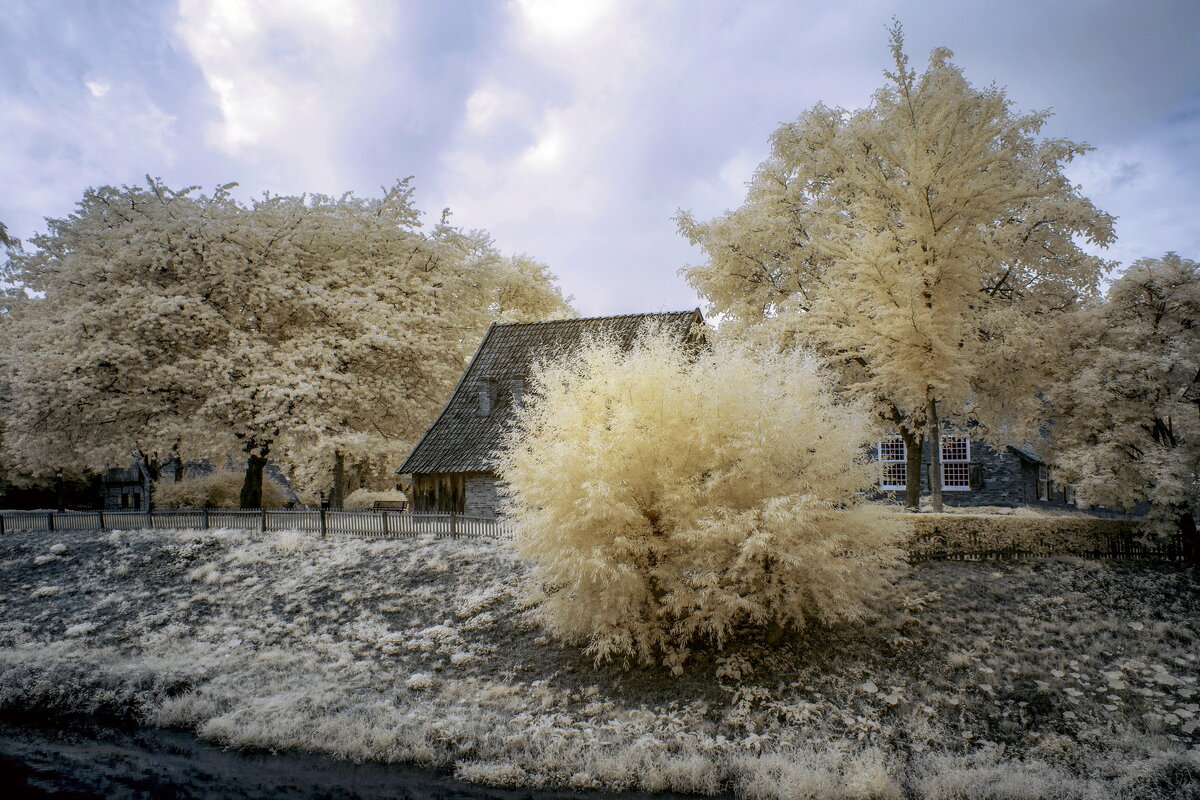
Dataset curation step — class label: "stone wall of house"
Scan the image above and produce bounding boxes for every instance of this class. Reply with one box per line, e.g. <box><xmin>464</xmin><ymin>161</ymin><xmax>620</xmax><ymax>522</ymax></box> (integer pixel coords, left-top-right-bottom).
<box><xmin>941</xmin><ymin>440</ymin><xmax>1025</xmax><ymax>508</ymax></box>
<box><xmin>101</xmin><ymin>483</ymin><xmax>147</xmax><ymax>511</ymax></box>
<box><xmin>464</xmin><ymin>472</ymin><xmax>505</xmax><ymax>518</ymax></box>
<box><xmin>876</xmin><ymin>439</ymin><xmax>1078</xmax><ymax>510</ymax></box>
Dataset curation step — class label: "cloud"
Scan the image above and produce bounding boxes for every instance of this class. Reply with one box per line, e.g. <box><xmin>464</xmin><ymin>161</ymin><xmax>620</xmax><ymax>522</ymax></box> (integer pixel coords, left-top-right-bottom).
<box><xmin>175</xmin><ymin>0</ymin><xmax>397</xmax><ymax>190</ymax></box>
<box><xmin>85</xmin><ymin>80</ymin><xmax>110</xmax><ymax>98</ymax></box>
<box><xmin>431</xmin><ymin>1</ymin><xmax>683</xmax><ymax>313</ymax></box>
<box><xmin>1068</xmin><ymin>135</ymin><xmax>1200</xmax><ymax>273</ymax></box>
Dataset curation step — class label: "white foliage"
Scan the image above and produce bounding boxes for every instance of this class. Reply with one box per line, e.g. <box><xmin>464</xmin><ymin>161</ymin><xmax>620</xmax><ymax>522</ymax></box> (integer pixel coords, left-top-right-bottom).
<box><xmin>1050</xmin><ymin>252</ymin><xmax>1200</xmax><ymax>539</ymax></box>
<box><xmin>678</xmin><ymin>24</ymin><xmax>1113</xmax><ymax>449</ymax></box>
<box><xmin>2</xmin><ymin>179</ymin><xmax>572</xmax><ymax>497</ymax></box>
<box><xmin>495</xmin><ymin>329</ymin><xmax>909</xmax><ymax>667</ymax></box>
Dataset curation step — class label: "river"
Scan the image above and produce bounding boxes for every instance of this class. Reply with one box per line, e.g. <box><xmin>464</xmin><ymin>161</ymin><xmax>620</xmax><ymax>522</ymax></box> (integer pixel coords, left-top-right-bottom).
<box><xmin>0</xmin><ymin>714</ymin><xmax>716</xmax><ymax>800</ymax></box>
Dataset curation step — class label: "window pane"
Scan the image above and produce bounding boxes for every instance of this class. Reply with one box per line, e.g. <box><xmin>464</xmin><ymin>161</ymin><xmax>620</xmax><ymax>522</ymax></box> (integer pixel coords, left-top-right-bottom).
<box><xmin>943</xmin><ymin>462</ymin><xmax>970</xmax><ymax>488</ymax></box>
<box><xmin>941</xmin><ymin>436</ymin><xmax>968</xmax><ymax>462</ymax></box>
<box><xmin>881</xmin><ymin>463</ymin><xmax>906</xmax><ymax>488</ymax></box>
<box><xmin>879</xmin><ymin>437</ymin><xmax>905</xmax><ymax>462</ymax></box>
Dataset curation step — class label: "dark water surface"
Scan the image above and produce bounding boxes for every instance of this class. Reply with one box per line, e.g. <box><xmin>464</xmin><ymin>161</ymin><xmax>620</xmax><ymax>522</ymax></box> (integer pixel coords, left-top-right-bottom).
<box><xmin>0</xmin><ymin>715</ymin><xmax>716</xmax><ymax>800</ymax></box>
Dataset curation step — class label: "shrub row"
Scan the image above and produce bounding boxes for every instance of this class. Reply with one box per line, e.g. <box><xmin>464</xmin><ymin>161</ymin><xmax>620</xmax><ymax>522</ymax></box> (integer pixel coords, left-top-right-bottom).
<box><xmin>901</xmin><ymin>513</ymin><xmax>1181</xmax><ymax>560</ymax></box>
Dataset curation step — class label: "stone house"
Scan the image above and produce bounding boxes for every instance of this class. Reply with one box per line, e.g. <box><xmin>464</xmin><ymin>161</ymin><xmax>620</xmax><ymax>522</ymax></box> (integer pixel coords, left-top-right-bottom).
<box><xmin>100</xmin><ymin>464</ymin><xmax>151</xmax><ymax>511</ymax></box>
<box><xmin>399</xmin><ymin>310</ymin><xmax>705</xmax><ymax>517</ymax></box>
<box><xmin>872</xmin><ymin>432</ymin><xmax>1077</xmax><ymax>509</ymax></box>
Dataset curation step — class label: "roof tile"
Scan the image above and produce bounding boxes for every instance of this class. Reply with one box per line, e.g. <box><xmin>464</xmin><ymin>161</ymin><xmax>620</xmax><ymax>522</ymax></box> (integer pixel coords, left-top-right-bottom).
<box><xmin>399</xmin><ymin>310</ymin><xmax>703</xmax><ymax>474</ymax></box>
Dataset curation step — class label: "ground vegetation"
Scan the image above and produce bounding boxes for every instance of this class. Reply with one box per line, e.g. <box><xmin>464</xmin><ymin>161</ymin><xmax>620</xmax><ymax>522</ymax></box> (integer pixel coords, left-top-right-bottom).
<box><xmin>0</xmin><ymin>529</ymin><xmax>1196</xmax><ymax>798</ymax></box>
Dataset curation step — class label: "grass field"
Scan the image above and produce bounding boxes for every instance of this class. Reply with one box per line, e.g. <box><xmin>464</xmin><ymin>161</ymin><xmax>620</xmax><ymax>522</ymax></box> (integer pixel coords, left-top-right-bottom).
<box><xmin>0</xmin><ymin>527</ymin><xmax>1197</xmax><ymax>798</ymax></box>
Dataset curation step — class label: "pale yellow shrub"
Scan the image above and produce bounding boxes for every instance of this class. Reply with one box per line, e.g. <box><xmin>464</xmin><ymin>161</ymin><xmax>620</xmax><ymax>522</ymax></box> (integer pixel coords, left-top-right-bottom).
<box><xmin>155</xmin><ymin>470</ymin><xmax>288</xmax><ymax>508</ymax></box>
<box><xmin>495</xmin><ymin>330</ymin><xmax>910</xmax><ymax>668</ymax></box>
<box><xmin>343</xmin><ymin>488</ymin><xmax>408</xmax><ymax>511</ymax></box>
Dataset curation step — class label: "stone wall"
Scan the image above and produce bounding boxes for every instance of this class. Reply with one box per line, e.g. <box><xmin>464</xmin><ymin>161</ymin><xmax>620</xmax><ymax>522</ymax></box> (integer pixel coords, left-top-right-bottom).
<box><xmin>875</xmin><ymin>439</ymin><xmax>1076</xmax><ymax>510</ymax></box>
<box><xmin>101</xmin><ymin>483</ymin><xmax>147</xmax><ymax>511</ymax></box>
<box><xmin>464</xmin><ymin>472</ymin><xmax>505</xmax><ymax>518</ymax></box>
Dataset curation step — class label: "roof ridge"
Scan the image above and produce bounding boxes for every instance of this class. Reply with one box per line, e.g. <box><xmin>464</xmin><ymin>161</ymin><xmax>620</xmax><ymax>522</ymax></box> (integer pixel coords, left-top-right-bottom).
<box><xmin>492</xmin><ymin>309</ymin><xmax>700</xmax><ymax>329</ymax></box>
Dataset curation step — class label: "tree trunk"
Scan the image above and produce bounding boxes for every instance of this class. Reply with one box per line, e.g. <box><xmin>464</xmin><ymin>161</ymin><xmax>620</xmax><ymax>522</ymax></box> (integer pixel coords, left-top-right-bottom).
<box><xmin>53</xmin><ymin>469</ymin><xmax>66</xmax><ymax>513</ymax></box>
<box><xmin>173</xmin><ymin>454</ymin><xmax>185</xmax><ymax>482</ymax></box>
<box><xmin>900</xmin><ymin>427</ymin><xmax>922</xmax><ymax>510</ymax></box>
<box><xmin>240</xmin><ymin>452</ymin><xmax>267</xmax><ymax>509</ymax></box>
<box><xmin>926</xmin><ymin>397</ymin><xmax>943</xmax><ymax>513</ymax></box>
<box><xmin>138</xmin><ymin>452</ymin><xmax>161</xmax><ymax>512</ymax></box>
<box><xmin>329</xmin><ymin>450</ymin><xmax>345</xmax><ymax>510</ymax></box>
<box><xmin>1180</xmin><ymin>511</ymin><xmax>1199</xmax><ymax>567</ymax></box>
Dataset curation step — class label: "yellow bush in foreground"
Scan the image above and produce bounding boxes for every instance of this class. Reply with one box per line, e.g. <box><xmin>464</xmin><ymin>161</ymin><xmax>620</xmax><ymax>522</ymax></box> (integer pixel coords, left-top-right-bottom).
<box><xmin>495</xmin><ymin>331</ymin><xmax>910</xmax><ymax>669</ymax></box>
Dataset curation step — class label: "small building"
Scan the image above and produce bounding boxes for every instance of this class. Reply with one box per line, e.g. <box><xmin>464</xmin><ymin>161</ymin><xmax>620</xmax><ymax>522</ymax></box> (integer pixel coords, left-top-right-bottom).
<box><xmin>400</xmin><ymin>310</ymin><xmax>705</xmax><ymax>517</ymax></box>
<box><xmin>100</xmin><ymin>464</ymin><xmax>151</xmax><ymax>511</ymax></box>
<box><xmin>873</xmin><ymin>433</ymin><xmax>1077</xmax><ymax>509</ymax></box>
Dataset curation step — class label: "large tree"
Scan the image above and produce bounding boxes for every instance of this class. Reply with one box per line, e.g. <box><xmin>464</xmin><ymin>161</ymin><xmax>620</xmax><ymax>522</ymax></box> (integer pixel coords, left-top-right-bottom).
<box><xmin>3</xmin><ymin>178</ymin><xmax>572</xmax><ymax>507</ymax></box>
<box><xmin>679</xmin><ymin>25</ymin><xmax>1113</xmax><ymax>510</ymax></box>
<box><xmin>1049</xmin><ymin>253</ymin><xmax>1200</xmax><ymax>562</ymax></box>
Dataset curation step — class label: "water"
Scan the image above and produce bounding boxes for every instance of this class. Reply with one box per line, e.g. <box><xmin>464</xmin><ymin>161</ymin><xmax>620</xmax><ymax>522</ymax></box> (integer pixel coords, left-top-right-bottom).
<box><xmin>0</xmin><ymin>715</ymin><xmax>714</xmax><ymax>800</ymax></box>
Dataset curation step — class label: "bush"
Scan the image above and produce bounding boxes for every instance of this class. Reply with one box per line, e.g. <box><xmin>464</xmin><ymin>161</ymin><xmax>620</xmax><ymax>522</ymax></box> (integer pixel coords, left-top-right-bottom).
<box><xmin>495</xmin><ymin>330</ymin><xmax>910</xmax><ymax>669</ymax></box>
<box><xmin>155</xmin><ymin>470</ymin><xmax>288</xmax><ymax>509</ymax></box>
<box><xmin>344</xmin><ymin>489</ymin><xmax>408</xmax><ymax>511</ymax></box>
<box><xmin>905</xmin><ymin>514</ymin><xmax>1164</xmax><ymax>559</ymax></box>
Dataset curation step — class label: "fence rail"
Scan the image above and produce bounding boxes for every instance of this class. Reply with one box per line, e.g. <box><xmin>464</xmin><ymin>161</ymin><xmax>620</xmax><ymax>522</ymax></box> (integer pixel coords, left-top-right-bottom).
<box><xmin>0</xmin><ymin>510</ymin><xmax>1188</xmax><ymax>561</ymax></box>
<box><xmin>0</xmin><ymin>509</ymin><xmax>512</xmax><ymax>540</ymax></box>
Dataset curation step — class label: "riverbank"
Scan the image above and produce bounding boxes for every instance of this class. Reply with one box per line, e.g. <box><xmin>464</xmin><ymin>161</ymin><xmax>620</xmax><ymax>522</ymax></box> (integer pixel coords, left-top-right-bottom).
<box><xmin>0</xmin><ymin>714</ymin><xmax>715</xmax><ymax>799</ymax></box>
<box><xmin>1</xmin><ymin>527</ymin><xmax>1198</xmax><ymax>798</ymax></box>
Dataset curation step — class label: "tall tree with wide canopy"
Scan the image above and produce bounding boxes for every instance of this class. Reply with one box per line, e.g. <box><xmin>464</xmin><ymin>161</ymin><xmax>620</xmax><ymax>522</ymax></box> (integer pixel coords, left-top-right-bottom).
<box><xmin>3</xmin><ymin>178</ymin><xmax>572</xmax><ymax>507</ymax></box>
<box><xmin>1050</xmin><ymin>253</ymin><xmax>1200</xmax><ymax>562</ymax></box>
<box><xmin>679</xmin><ymin>24</ymin><xmax>1113</xmax><ymax>509</ymax></box>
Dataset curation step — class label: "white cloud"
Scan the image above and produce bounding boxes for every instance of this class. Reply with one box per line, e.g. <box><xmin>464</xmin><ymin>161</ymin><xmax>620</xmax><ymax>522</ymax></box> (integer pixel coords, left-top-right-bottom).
<box><xmin>1068</xmin><ymin>138</ymin><xmax>1200</xmax><ymax>274</ymax></box>
<box><xmin>432</xmin><ymin>1</ymin><xmax>681</xmax><ymax>313</ymax></box>
<box><xmin>85</xmin><ymin>80</ymin><xmax>110</xmax><ymax>98</ymax></box>
<box><xmin>515</xmin><ymin>0</ymin><xmax>615</xmax><ymax>44</ymax></box>
<box><xmin>175</xmin><ymin>0</ymin><xmax>396</xmax><ymax>189</ymax></box>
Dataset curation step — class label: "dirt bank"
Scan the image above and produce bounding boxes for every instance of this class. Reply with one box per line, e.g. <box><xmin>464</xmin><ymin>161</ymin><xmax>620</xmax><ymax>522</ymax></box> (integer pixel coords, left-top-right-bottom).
<box><xmin>1</xmin><ymin>527</ymin><xmax>1198</xmax><ymax>798</ymax></box>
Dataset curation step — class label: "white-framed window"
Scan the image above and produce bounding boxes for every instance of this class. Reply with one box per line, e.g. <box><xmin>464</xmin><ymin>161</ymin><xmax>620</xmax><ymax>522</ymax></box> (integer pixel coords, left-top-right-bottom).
<box><xmin>941</xmin><ymin>436</ymin><xmax>971</xmax><ymax>490</ymax></box>
<box><xmin>1037</xmin><ymin>465</ymin><xmax>1050</xmax><ymax>501</ymax></box>
<box><xmin>878</xmin><ymin>436</ymin><xmax>907</xmax><ymax>490</ymax></box>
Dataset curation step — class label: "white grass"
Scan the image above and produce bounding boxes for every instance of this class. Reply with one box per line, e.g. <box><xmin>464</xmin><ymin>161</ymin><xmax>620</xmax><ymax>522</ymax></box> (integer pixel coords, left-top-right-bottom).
<box><xmin>0</xmin><ymin>527</ymin><xmax>1197</xmax><ymax>798</ymax></box>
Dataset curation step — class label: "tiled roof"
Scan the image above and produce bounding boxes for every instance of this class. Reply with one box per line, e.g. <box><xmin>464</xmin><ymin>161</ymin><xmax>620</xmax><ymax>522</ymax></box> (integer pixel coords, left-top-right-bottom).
<box><xmin>399</xmin><ymin>310</ymin><xmax>704</xmax><ymax>474</ymax></box>
<box><xmin>1006</xmin><ymin>445</ymin><xmax>1044</xmax><ymax>464</ymax></box>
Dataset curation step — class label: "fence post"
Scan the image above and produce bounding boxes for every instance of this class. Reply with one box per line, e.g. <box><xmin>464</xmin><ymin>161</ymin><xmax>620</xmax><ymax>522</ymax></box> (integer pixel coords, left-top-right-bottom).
<box><xmin>320</xmin><ymin>508</ymin><xmax>327</xmax><ymax>538</ymax></box>
<box><xmin>47</xmin><ymin>512</ymin><xmax>55</xmax><ymax>532</ymax></box>
<box><xmin>382</xmin><ymin>510</ymin><xmax>390</xmax><ymax>537</ymax></box>
<box><xmin>147</xmin><ymin>510</ymin><xmax>153</xmax><ymax>530</ymax></box>
<box><xmin>203</xmin><ymin>508</ymin><xmax>210</xmax><ymax>530</ymax></box>
<box><xmin>0</xmin><ymin>515</ymin><xmax>5</xmax><ymax>536</ymax></box>
<box><xmin>451</xmin><ymin>512</ymin><xmax>458</xmax><ymax>539</ymax></box>
<box><xmin>260</xmin><ymin>509</ymin><xmax>267</xmax><ymax>532</ymax></box>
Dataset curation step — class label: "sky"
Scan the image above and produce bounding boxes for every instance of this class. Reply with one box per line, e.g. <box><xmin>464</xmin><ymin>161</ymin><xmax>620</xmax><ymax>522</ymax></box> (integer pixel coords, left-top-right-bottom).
<box><xmin>2</xmin><ymin>0</ymin><xmax>1199</xmax><ymax>316</ymax></box>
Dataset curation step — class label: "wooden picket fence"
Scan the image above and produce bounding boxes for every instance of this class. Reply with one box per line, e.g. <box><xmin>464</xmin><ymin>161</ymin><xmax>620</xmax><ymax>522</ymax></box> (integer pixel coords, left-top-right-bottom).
<box><xmin>0</xmin><ymin>509</ymin><xmax>1189</xmax><ymax>562</ymax></box>
<box><xmin>0</xmin><ymin>508</ymin><xmax>512</xmax><ymax>540</ymax></box>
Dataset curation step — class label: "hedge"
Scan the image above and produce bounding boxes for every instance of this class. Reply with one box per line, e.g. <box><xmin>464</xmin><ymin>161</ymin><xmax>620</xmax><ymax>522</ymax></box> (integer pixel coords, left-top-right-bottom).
<box><xmin>899</xmin><ymin>513</ymin><xmax>1182</xmax><ymax>561</ymax></box>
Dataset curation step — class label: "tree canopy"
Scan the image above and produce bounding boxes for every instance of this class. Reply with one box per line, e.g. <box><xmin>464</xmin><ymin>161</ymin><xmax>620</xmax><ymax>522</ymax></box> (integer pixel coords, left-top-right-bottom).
<box><xmin>1050</xmin><ymin>253</ymin><xmax>1200</xmax><ymax>558</ymax></box>
<box><xmin>678</xmin><ymin>24</ymin><xmax>1113</xmax><ymax>509</ymax></box>
<box><xmin>2</xmin><ymin>178</ymin><xmax>573</xmax><ymax>506</ymax></box>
